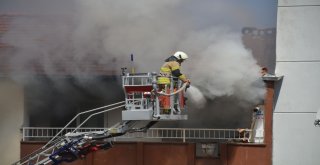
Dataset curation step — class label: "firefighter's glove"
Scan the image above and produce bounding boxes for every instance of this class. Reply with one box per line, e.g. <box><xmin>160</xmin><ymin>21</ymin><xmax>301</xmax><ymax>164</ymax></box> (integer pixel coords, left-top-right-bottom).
<box><xmin>185</xmin><ymin>79</ymin><xmax>191</xmax><ymax>88</ymax></box>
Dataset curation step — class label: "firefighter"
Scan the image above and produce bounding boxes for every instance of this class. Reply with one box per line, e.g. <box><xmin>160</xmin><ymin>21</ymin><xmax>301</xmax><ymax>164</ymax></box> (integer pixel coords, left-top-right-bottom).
<box><xmin>157</xmin><ymin>51</ymin><xmax>191</xmax><ymax>114</ymax></box>
<box><xmin>158</xmin><ymin>51</ymin><xmax>190</xmax><ymax>84</ymax></box>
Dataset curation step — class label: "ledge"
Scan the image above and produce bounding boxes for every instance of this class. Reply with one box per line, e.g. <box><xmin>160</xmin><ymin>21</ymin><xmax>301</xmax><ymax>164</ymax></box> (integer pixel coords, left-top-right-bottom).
<box><xmin>262</xmin><ymin>75</ymin><xmax>284</xmax><ymax>81</ymax></box>
<box><xmin>226</xmin><ymin>142</ymin><xmax>266</xmax><ymax>147</ymax></box>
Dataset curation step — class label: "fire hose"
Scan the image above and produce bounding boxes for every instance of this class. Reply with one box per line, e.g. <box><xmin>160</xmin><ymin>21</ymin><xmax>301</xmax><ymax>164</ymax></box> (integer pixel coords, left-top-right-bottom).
<box><xmin>156</xmin><ymin>82</ymin><xmax>188</xmax><ymax>96</ymax></box>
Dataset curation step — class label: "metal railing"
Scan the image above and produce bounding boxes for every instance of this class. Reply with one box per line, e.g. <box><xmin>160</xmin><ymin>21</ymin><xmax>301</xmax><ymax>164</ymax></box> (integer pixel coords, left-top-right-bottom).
<box><xmin>22</xmin><ymin>127</ymin><xmax>107</xmax><ymax>141</ymax></box>
<box><xmin>22</xmin><ymin>127</ymin><xmax>264</xmax><ymax>143</ymax></box>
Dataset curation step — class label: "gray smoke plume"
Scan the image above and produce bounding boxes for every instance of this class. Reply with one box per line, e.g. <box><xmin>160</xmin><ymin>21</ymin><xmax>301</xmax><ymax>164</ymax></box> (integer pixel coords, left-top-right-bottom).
<box><xmin>71</xmin><ymin>0</ymin><xmax>266</xmax><ymax>106</ymax></box>
<box><xmin>1</xmin><ymin>0</ymin><xmax>275</xmax><ymax>127</ymax></box>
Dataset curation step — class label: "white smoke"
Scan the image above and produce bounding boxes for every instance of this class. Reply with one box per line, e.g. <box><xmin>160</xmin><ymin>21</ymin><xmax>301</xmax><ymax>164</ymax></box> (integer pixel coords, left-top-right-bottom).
<box><xmin>180</xmin><ymin>27</ymin><xmax>266</xmax><ymax>105</ymax></box>
<box><xmin>72</xmin><ymin>0</ymin><xmax>266</xmax><ymax>105</ymax></box>
<box><xmin>71</xmin><ymin>0</ymin><xmax>187</xmax><ymax>72</ymax></box>
<box><xmin>2</xmin><ymin>0</ymin><xmax>267</xmax><ymax>106</ymax></box>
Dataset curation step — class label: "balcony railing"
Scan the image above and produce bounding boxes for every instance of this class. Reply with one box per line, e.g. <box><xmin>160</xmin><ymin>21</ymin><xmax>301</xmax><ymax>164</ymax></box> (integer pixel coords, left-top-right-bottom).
<box><xmin>22</xmin><ymin>127</ymin><xmax>264</xmax><ymax>143</ymax></box>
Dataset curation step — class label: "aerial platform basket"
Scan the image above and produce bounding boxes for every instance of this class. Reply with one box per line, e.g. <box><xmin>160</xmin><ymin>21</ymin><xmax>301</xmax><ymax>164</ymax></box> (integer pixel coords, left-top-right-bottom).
<box><xmin>122</xmin><ymin>72</ymin><xmax>188</xmax><ymax>121</ymax></box>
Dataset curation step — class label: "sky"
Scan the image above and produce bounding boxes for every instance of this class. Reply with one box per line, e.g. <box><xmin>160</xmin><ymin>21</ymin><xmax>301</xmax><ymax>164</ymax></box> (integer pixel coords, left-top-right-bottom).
<box><xmin>0</xmin><ymin>0</ymin><xmax>277</xmax><ymax>29</ymax></box>
<box><xmin>181</xmin><ymin>0</ymin><xmax>277</xmax><ymax>29</ymax></box>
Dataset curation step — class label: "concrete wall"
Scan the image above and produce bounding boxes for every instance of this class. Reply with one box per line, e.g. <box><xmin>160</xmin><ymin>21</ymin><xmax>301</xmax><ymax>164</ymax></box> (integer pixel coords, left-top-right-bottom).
<box><xmin>274</xmin><ymin>0</ymin><xmax>320</xmax><ymax>164</ymax></box>
<box><xmin>0</xmin><ymin>78</ymin><xmax>25</xmax><ymax>165</ymax></box>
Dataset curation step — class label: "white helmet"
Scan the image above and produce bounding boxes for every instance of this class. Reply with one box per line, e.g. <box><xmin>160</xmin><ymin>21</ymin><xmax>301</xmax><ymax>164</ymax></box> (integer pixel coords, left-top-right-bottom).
<box><xmin>173</xmin><ymin>51</ymin><xmax>188</xmax><ymax>60</ymax></box>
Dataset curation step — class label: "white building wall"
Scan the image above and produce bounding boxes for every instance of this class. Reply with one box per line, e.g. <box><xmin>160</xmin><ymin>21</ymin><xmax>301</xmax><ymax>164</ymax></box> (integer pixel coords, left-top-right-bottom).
<box><xmin>274</xmin><ymin>0</ymin><xmax>320</xmax><ymax>164</ymax></box>
<box><xmin>0</xmin><ymin>79</ymin><xmax>24</xmax><ymax>165</ymax></box>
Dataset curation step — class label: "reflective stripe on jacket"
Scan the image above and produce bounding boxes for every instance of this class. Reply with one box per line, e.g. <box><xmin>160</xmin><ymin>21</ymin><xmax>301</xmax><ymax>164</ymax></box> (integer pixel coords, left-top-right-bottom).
<box><xmin>157</xmin><ymin>61</ymin><xmax>187</xmax><ymax>84</ymax></box>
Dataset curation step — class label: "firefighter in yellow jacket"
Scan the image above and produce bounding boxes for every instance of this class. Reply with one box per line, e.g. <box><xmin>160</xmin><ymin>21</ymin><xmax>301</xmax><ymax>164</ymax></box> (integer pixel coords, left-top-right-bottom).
<box><xmin>158</xmin><ymin>51</ymin><xmax>190</xmax><ymax>85</ymax></box>
<box><xmin>158</xmin><ymin>51</ymin><xmax>190</xmax><ymax>113</ymax></box>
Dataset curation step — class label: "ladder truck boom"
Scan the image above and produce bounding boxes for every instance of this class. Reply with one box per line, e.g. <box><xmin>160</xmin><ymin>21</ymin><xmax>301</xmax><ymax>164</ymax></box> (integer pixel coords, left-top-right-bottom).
<box><xmin>13</xmin><ymin>72</ymin><xmax>188</xmax><ymax>165</ymax></box>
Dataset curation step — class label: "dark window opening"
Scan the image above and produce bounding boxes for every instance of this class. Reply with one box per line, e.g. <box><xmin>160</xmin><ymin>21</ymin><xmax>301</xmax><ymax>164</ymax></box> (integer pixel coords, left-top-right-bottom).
<box><xmin>24</xmin><ymin>75</ymin><xmax>123</xmax><ymax>127</ymax></box>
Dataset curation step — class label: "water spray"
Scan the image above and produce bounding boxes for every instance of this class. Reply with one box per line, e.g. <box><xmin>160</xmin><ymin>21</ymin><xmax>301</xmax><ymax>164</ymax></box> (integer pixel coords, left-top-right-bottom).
<box><xmin>186</xmin><ymin>85</ymin><xmax>207</xmax><ymax>109</ymax></box>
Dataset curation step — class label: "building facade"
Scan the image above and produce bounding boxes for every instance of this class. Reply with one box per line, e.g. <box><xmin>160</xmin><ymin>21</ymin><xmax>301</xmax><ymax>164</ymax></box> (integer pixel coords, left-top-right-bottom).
<box><xmin>274</xmin><ymin>0</ymin><xmax>320</xmax><ymax>164</ymax></box>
